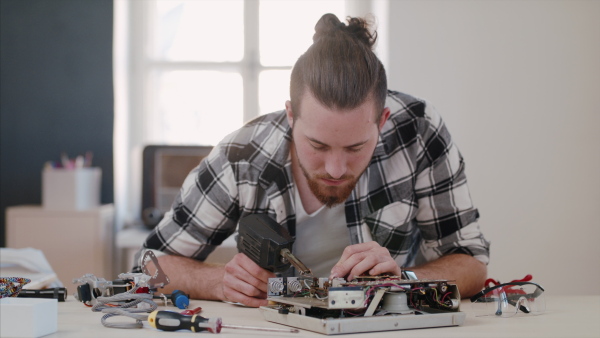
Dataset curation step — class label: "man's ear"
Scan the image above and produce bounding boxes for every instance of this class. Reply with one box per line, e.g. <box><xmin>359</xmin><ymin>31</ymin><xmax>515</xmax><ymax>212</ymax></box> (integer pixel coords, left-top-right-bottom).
<box><xmin>378</xmin><ymin>107</ymin><xmax>391</xmax><ymax>131</ymax></box>
<box><xmin>285</xmin><ymin>100</ymin><xmax>294</xmax><ymax>128</ymax></box>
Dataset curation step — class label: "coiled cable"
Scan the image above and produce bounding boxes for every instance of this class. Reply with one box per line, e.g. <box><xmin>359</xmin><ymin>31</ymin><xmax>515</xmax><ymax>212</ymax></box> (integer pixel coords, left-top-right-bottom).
<box><xmin>92</xmin><ymin>289</ymin><xmax>158</xmax><ymax>329</ymax></box>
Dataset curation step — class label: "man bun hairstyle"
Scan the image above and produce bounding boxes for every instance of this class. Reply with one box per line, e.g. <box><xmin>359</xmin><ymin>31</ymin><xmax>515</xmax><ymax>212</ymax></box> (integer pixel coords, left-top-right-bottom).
<box><xmin>290</xmin><ymin>13</ymin><xmax>387</xmax><ymax>123</ymax></box>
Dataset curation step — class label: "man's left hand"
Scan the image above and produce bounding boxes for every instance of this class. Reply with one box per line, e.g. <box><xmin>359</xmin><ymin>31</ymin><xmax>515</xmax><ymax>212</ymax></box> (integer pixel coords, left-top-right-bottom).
<box><xmin>329</xmin><ymin>241</ymin><xmax>401</xmax><ymax>280</ymax></box>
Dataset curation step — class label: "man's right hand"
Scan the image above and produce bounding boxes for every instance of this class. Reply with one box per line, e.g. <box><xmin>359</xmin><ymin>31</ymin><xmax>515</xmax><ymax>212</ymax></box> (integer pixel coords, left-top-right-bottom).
<box><xmin>222</xmin><ymin>253</ymin><xmax>276</xmax><ymax>307</ymax></box>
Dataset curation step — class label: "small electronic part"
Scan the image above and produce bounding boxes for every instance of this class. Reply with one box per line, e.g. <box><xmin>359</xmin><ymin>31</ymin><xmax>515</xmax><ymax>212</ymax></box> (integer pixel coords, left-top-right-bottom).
<box><xmin>267</xmin><ymin>276</ymin><xmax>315</xmax><ymax>297</ymax></box>
<box><xmin>260</xmin><ymin>276</ymin><xmax>465</xmax><ymax>335</ymax></box>
<box><xmin>72</xmin><ymin>274</ymin><xmax>116</xmax><ymax>306</ymax></box>
<box><xmin>237</xmin><ymin>214</ymin><xmax>312</xmax><ymax>275</ymax></box>
<box><xmin>401</xmin><ymin>270</ymin><xmax>418</xmax><ymax>280</ymax></box>
<box><xmin>328</xmin><ymin>287</ymin><xmax>365</xmax><ymax>309</ymax></box>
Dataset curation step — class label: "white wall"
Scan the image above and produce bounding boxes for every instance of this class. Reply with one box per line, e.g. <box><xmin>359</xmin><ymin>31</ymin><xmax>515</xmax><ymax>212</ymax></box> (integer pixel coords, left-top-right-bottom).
<box><xmin>386</xmin><ymin>0</ymin><xmax>600</xmax><ymax>295</ymax></box>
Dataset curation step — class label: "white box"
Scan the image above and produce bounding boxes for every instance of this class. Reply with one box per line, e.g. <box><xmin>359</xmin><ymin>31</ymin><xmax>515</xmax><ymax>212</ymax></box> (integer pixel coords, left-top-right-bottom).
<box><xmin>42</xmin><ymin>167</ymin><xmax>101</xmax><ymax>210</ymax></box>
<box><xmin>0</xmin><ymin>298</ymin><xmax>58</xmax><ymax>337</ymax></box>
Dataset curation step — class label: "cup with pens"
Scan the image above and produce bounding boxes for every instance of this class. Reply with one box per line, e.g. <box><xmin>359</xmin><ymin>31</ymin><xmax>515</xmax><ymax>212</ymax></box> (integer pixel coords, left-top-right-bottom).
<box><xmin>42</xmin><ymin>152</ymin><xmax>101</xmax><ymax>211</ymax></box>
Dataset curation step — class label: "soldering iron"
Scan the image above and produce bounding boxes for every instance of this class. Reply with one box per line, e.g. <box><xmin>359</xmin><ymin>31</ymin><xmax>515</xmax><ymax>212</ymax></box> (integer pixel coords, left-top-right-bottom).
<box><xmin>237</xmin><ymin>214</ymin><xmax>312</xmax><ymax>275</ymax></box>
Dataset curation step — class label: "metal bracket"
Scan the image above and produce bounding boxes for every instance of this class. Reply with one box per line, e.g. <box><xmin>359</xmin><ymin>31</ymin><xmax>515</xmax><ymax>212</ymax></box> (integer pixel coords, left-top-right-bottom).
<box><xmin>364</xmin><ymin>287</ymin><xmax>388</xmax><ymax>316</ymax></box>
<box><xmin>141</xmin><ymin>250</ymin><xmax>170</xmax><ymax>290</ymax></box>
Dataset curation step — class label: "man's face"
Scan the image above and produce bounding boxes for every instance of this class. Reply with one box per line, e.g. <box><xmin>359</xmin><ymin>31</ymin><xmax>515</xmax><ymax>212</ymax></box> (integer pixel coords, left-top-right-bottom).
<box><xmin>286</xmin><ymin>91</ymin><xmax>390</xmax><ymax>207</ymax></box>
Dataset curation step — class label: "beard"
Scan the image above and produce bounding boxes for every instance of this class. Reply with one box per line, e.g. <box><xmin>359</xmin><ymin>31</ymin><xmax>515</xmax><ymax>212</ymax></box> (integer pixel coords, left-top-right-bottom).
<box><xmin>296</xmin><ymin>152</ymin><xmax>361</xmax><ymax>208</ymax></box>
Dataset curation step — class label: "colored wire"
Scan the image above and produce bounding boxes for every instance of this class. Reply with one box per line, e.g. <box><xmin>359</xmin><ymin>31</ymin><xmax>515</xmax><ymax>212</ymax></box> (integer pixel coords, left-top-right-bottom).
<box><xmin>0</xmin><ymin>277</ymin><xmax>31</xmax><ymax>298</ymax></box>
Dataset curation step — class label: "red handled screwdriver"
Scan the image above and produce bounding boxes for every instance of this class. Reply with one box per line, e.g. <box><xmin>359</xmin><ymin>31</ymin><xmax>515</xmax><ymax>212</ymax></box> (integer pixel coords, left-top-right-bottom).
<box><xmin>180</xmin><ymin>307</ymin><xmax>202</xmax><ymax>316</ymax></box>
<box><xmin>148</xmin><ymin>310</ymin><xmax>298</xmax><ymax>334</ymax></box>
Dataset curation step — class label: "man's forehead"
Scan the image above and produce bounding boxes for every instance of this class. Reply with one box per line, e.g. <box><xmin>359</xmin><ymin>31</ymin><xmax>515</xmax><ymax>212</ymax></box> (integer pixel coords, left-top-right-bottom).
<box><xmin>294</xmin><ymin>111</ymin><xmax>377</xmax><ymax>148</ymax></box>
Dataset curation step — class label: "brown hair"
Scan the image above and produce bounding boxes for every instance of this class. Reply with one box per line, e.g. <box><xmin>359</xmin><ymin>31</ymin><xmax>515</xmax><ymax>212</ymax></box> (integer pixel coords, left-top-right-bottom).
<box><xmin>289</xmin><ymin>13</ymin><xmax>387</xmax><ymax>123</ymax></box>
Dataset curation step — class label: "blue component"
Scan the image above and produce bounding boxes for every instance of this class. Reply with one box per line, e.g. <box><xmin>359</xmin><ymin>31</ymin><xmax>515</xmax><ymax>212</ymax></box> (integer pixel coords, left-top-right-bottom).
<box><xmin>172</xmin><ymin>290</ymin><xmax>190</xmax><ymax>309</ymax></box>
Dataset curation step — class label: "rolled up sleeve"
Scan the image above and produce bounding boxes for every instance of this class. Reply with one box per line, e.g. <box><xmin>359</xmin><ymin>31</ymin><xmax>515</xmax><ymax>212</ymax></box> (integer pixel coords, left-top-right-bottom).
<box><xmin>413</xmin><ymin>104</ymin><xmax>490</xmax><ymax>265</ymax></box>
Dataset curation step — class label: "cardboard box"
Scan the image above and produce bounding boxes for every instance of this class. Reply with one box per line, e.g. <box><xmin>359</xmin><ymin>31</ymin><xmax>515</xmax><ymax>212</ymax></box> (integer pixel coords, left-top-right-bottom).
<box><xmin>42</xmin><ymin>168</ymin><xmax>101</xmax><ymax>210</ymax></box>
<box><xmin>0</xmin><ymin>298</ymin><xmax>58</xmax><ymax>337</ymax></box>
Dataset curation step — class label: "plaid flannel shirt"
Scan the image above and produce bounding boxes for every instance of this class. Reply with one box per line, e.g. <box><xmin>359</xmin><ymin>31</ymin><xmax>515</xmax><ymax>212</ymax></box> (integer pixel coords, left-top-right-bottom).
<box><xmin>133</xmin><ymin>90</ymin><xmax>490</xmax><ymax>272</ymax></box>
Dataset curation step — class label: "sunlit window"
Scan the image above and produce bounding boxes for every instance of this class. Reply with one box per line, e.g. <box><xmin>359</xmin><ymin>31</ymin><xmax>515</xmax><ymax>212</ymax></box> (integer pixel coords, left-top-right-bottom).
<box><xmin>143</xmin><ymin>0</ymin><xmax>346</xmax><ymax>146</ymax></box>
<box><xmin>152</xmin><ymin>1</ymin><xmax>244</xmax><ymax>62</ymax></box>
<box><xmin>258</xmin><ymin>0</ymin><xmax>345</xmax><ymax>116</ymax></box>
<box><xmin>115</xmin><ymin>0</ymin><xmax>351</xmax><ymax>224</ymax></box>
<box><xmin>259</xmin><ymin>0</ymin><xmax>344</xmax><ymax>66</ymax></box>
<box><xmin>150</xmin><ymin>70</ymin><xmax>243</xmax><ymax>145</ymax></box>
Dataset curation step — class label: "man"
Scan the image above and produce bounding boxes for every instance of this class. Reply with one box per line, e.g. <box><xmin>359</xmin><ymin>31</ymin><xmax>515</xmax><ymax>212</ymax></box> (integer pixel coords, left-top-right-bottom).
<box><xmin>134</xmin><ymin>14</ymin><xmax>489</xmax><ymax>307</ymax></box>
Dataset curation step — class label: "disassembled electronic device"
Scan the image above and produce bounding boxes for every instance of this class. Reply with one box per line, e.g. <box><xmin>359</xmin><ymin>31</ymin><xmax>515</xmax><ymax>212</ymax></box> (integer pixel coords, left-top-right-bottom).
<box><xmin>70</xmin><ymin>251</ymin><xmax>298</xmax><ymax>333</ymax></box>
<box><xmin>72</xmin><ymin>250</ymin><xmax>171</xmax><ymax>307</ymax></box>
<box><xmin>260</xmin><ymin>275</ymin><xmax>465</xmax><ymax>335</ymax></box>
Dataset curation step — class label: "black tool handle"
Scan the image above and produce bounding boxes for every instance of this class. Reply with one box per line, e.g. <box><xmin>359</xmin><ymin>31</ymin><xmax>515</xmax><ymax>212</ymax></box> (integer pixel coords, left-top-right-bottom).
<box><xmin>17</xmin><ymin>288</ymin><xmax>67</xmax><ymax>301</ymax></box>
<box><xmin>148</xmin><ymin>310</ymin><xmax>222</xmax><ymax>333</ymax></box>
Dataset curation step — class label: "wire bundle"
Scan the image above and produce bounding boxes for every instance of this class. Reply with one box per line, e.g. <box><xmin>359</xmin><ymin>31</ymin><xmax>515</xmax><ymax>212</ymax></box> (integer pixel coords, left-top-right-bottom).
<box><xmin>91</xmin><ymin>288</ymin><xmax>158</xmax><ymax>329</ymax></box>
<box><xmin>0</xmin><ymin>277</ymin><xmax>31</xmax><ymax>298</ymax></box>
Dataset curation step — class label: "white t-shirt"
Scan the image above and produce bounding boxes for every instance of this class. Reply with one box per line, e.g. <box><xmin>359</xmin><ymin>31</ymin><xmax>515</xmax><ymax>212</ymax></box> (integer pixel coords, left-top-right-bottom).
<box><xmin>292</xmin><ymin>187</ymin><xmax>351</xmax><ymax>277</ymax></box>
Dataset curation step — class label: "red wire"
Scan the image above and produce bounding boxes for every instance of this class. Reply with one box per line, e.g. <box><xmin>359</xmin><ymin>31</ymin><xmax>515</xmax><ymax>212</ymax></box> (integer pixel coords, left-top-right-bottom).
<box><xmin>485</xmin><ymin>274</ymin><xmax>533</xmax><ymax>288</ymax></box>
<box><xmin>485</xmin><ymin>278</ymin><xmax>500</xmax><ymax>287</ymax></box>
<box><xmin>511</xmin><ymin>274</ymin><xmax>533</xmax><ymax>283</ymax></box>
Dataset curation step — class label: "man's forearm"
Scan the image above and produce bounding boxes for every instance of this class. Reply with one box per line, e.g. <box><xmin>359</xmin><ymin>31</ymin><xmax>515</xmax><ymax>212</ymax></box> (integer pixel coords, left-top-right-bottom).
<box><xmin>408</xmin><ymin>254</ymin><xmax>487</xmax><ymax>298</ymax></box>
<box><xmin>153</xmin><ymin>255</ymin><xmax>225</xmax><ymax>301</ymax></box>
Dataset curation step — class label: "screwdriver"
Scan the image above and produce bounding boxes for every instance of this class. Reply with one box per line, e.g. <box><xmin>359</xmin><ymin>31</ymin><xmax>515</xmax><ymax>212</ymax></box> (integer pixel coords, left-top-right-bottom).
<box><xmin>153</xmin><ymin>289</ymin><xmax>190</xmax><ymax>309</ymax></box>
<box><xmin>148</xmin><ymin>310</ymin><xmax>299</xmax><ymax>334</ymax></box>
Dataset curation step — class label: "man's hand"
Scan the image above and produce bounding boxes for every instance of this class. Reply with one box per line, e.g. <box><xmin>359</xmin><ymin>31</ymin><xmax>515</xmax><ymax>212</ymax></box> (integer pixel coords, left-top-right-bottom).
<box><xmin>155</xmin><ymin>253</ymin><xmax>274</xmax><ymax>308</ymax></box>
<box><xmin>222</xmin><ymin>253</ymin><xmax>276</xmax><ymax>307</ymax></box>
<box><xmin>329</xmin><ymin>241</ymin><xmax>401</xmax><ymax>280</ymax></box>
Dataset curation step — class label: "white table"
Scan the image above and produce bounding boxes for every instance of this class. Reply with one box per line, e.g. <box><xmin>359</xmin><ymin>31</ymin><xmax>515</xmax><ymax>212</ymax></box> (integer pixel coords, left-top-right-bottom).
<box><xmin>46</xmin><ymin>295</ymin><xmax>599</xmax><ymax>337</ymax></box>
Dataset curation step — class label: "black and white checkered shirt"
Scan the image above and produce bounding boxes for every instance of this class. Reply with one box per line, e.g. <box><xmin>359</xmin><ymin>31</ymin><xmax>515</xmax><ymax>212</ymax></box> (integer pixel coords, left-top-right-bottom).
<box><xmin>133</xmin><ymin>90</ymin><xmax>490</xmax><ymax>272</ymax></box>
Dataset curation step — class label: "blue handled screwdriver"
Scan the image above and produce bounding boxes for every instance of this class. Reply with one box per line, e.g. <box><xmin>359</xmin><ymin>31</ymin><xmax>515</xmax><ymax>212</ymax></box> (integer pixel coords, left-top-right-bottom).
<box><xmin>153</xmin><ymin>289</ymin><xmax>190</xmax><ymax>309</ymax></box>
<box><xmin>148</xmin><ymin>310</ymin><xmax>299</xmax><ymax>334</ymax></box>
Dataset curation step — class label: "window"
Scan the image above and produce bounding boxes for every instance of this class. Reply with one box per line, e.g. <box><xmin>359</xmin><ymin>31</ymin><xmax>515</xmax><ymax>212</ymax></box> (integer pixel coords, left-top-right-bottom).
<box><xmin>141</xmin><ymin>0</ymin><xmax>346</xmax><ymax>146</ymax></box>
<box><xmin>114</xmin><ymin>0</ymin><xmax>384</xmax><ymax>225</ymax></box>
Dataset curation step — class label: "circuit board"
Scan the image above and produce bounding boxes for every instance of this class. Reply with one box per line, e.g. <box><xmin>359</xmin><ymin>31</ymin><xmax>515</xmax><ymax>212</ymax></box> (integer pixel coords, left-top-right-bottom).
<box><xmin>259</xmin><ymin>275</ymin><xmax>466</xmax><ymax>335</ymax></box>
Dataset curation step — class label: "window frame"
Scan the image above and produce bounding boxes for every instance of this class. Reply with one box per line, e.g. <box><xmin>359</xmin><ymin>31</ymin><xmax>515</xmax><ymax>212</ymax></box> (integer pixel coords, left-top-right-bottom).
<box><xmin>114</xmin><ymin>0</ymin><xmax>384</xmax><ymax>227</ymax></box>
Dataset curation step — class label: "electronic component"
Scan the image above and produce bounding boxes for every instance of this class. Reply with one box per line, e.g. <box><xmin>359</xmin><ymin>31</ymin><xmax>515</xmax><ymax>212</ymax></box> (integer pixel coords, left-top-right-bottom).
<box><xmin>328</xmin><ymin>287</ymin><xmax>365</xmax><ymax>309</ymax></box>
<box><xmin>260</xmin><ymin>275</ymin><xmax>465</xmax><ymax>335</ymax></box>
<box><xmin>72</xmin><ymin>251</ymin><xmax>169</xmax><ymax>307</ymax></box>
